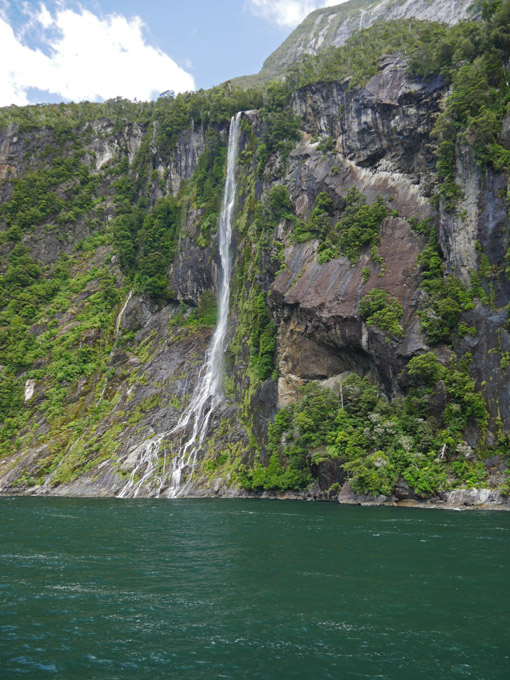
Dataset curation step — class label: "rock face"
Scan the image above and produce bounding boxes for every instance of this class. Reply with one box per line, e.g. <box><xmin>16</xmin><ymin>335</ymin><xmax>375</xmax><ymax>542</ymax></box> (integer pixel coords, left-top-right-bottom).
<box><xmin>269</xmin><ymin>59</ymin><xmax>438</xmax><ymax>405</ymax></box>
<box><xmin>0</xmin><ymin>14</ymin><xmax>509</xmax><ymax>505</ymax></box>
<box><xmin>238</xmin><ymin>0</ymin><xmax>478</xmax><ymax>86</ymax></box>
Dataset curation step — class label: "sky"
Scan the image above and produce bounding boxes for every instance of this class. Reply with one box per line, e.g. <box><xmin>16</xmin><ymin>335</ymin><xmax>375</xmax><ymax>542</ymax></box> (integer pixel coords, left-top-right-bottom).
<box><xmin>0</xmin><ymin>0</ymin><xmax>346</xmax><ymax>107</ymax></box>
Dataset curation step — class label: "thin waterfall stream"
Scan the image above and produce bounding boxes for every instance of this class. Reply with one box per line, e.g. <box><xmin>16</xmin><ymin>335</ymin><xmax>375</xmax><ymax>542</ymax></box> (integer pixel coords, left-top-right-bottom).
<box><xmin>118</xmin><ymin>113</ymin><xmax>242</xmax><ymax>499</ymax></box>
<box><xmin>98</xmin><ymin>290</ymin><xmax>133</xmax><ymax>404</ymax></box>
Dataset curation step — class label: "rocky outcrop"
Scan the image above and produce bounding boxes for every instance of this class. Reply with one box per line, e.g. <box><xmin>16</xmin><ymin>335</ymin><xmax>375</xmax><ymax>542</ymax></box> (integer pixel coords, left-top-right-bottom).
<box><xmin>291</xmin><ymin>57</ymin><xmax>442</xmax><ymax>188</ymax></box>
<box><xmin>271</xmin><ymin>213</ymin><xmax>427</xmax><ymax>404</ymax></box>
<box><xmin>268</xmin><ymin>59</ymin><xmax>438</xmax><ymax>404</ymax></box>
<box><xmin>436</xmin><ymin>143</ymin><xmax>510</xmax><ymax>430</ymax></box>
<box><xmin>232</xmin><ymin>0</ymin><xmax>479</xmax><ymax>88</ymax></box>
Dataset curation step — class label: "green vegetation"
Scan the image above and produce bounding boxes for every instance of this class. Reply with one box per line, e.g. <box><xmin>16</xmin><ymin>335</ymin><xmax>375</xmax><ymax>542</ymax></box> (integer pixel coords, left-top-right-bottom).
<box><xmin>0</xmin><ymin>252</ymin><xmax>122</xmax><ymax>457</ymax></box>
<box><xmin>0</xmin><ymin>4</ymin><xmax>508</xmax><ymax>493</ymax></box>
<box><xmin>259</xmin><ymin>0</ymin><xmax>376</xmax><ymax>83</ymax></box>
<box><xmin>359</xmin><ymin>289</ymin><xmax>404</xmax><ymax>338</ymax></box>
<box><xmin>0</xmin><ymin>98</ymin><xmax>151</xmax><ymax>133</ymax></box>
<box><xmin>0</xmin><ymin>151</ymin><xmax>101</xmax><ymax>236</ymax></box>
<box><xmin>293</xmin><ymin>190</ymin><xmax>334</xmax><ymax>246</ymax></box>
<box><xmin>190</xmin><ymin>130</ymin><xmax>227</xmax><ymax>246</ymax></box>
<box><xmin>134</xmin><ymin>196</ymin><xmax>180</xmax><ymax>299</ymax></box>
<box><xmin>410</xmin><ymin>1</ymin><xmax>510</xmax><ymax>206</ymax></box>
<box><xmin>335</xmin><ymin>190</ymin><xmax>388</xmax><ymax>262</ymax></box>
<box><xmin>280</xmin><ymin>4</ymin><xmax>510</xmax><ymax>209</ymax></box>
<box><xmin>417</xmin><ymin>232</ymin><xmax>474</xmax><ymax>343</ymax></box>
<box><xmin>249</xmin><ymin>293</ymin><xmax>278</xmax><ymax>382</ymax></box>
<box><xmin>293</xmin><ymin>188</ymin><xmax>388</xmax><ymax>263</ymax></box>
<box><xmin>265</xmin><ymin>185</ymin><xmax>294</xmax><ymax>224</ymax></box>
<box><xmin>256</xmin><ymin>83</ymin><xmax>301</xmax><ymax>177</ymax></box>
<box><xmin>284</xmin><ymin>19</ymin><xmax>444</xmax><ymax>91</ymax></box>
<box><xmin>169</xmin><ymin>291</ymin><xmax>218</xmax><ymax>330</ymax></box>
<box><xmin>241</xmin><ymin>364</ymin><xmax>489</xmax><ymax>497</ymax></box>
<box><xmin>227</xmin><ymin>174</ymin><xmax>282</xmax><ymax>448</ymax></box>
<box><xmin>112</xmin><ymin>194</ymin><xmax>181</xmax><ymax>300</ymax></box>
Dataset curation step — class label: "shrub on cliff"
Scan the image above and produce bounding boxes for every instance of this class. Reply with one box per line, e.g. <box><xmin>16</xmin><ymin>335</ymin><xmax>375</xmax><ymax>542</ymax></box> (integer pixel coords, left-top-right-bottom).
<box><xmin>359</xmin><ymin>288</ymin><xmax>404</xmax><ymax>338</ymax></box>
<box><xmin>240</xmin><ymin>370</ymin><xmax>490</xmax><ymax>498</ymax></box>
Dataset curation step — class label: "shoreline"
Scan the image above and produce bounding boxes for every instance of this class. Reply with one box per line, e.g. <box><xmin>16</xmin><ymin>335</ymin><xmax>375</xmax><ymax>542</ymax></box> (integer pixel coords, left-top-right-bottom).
<box><xmin>1</xmin><ymin>484</ymin><xmax>509</xmax><ymax>512</ymax></box>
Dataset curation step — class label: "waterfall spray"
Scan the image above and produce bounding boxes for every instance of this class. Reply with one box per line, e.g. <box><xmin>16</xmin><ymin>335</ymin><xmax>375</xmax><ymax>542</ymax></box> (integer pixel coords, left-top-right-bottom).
<box><xmin>117</xmin><ymin>113</ymin><xmax>242</xmax><ymax>499</ymax></box>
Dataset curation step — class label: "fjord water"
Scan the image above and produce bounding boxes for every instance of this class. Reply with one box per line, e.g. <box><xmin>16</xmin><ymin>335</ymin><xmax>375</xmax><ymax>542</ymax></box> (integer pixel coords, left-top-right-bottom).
<box><xmin>1</xmin><ymin>498</ymin><xmax>508</xmax><ymax>679</ymax></box>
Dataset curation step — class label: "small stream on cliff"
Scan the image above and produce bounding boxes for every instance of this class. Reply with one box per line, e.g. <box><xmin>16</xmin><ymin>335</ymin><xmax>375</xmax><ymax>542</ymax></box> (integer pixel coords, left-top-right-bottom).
<box><xmin>1</xmin><ymin>498</ymin><xmax>508</xmax><ymax>679</ymax></box>
<box><xmin>118</xmin><ymin>113</ymin><xmax>242</xmax><ymax>499</ymax></box>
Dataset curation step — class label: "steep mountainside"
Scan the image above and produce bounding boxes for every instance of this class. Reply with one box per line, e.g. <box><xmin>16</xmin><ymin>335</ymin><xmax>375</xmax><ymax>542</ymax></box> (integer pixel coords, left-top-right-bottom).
<box><xmin>0</xmin><ymin>1</ymin><xmax>509</xmax><ymax>506</ymax></box>
<box><xmin>233</xmin><ymin>0</ymin><xmax>480</xmax><ymax>87</ymax></box>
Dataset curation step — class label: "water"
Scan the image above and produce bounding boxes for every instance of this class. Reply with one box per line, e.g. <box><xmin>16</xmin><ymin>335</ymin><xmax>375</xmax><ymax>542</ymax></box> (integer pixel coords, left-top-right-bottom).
<box><xmin>98</xmin><ymin>290</ymin><xmax>132</xmax><ymax>404</ymax></box>
<box><xmin>1</xmin><ymin>498</ymin><xmax>509</xmax><ymax>679</ymax></box>
<box><xmin>118</xmin><ymin>114</ymin><xmax>242</xmax><ymax>499</ymax></box>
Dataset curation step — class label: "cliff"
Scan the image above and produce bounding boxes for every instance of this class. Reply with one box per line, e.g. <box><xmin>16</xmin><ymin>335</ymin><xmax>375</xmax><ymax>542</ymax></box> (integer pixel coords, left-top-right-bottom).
<box><xmin>0</xmin><ymin>3</ymin><xmax>509</xmax><ymax>506</ymax></box>
<box><xmin>232</xmin><ymin>0</ymin><xmax>479</xmax><ymax>88</ymax></box>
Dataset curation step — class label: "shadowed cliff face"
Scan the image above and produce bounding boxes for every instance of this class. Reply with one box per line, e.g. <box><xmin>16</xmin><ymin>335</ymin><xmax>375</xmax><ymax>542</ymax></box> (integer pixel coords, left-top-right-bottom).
<box><xmin>0</xmin><ymin>119</ymin><xmax>206</xmax><ymax>271</ymax></box>
<box><xmin>291</xmin><ymin>57</ymin><xmax>442</xmax><ymax>187</ymax></box>
<box><xmin>438</xmin><ymin>148</ymin><xmax>510</xmax><ymax>449</ymax></box>
<box><xmin>0</xmin><ymin>49</ymin><xmax>508</xmax><ymax>501</ymax></box>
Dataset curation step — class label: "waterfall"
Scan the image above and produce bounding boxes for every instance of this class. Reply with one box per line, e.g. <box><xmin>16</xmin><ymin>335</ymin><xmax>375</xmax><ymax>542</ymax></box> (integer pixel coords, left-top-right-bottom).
<box><xmin>359</xmin><ymin>9</ymin><xmax>366</xmax><ymax>31</ymax></box>
<box><xmin>98</xmin><ymin>290</ymin><xmax>132</xmax><ymax>404</ymax></box>
<box><xmin>117</xmin><ymin>113</ymin><xmax>242</xmax><ymax>499</ymax></box>
<box><xmin>166</xmin><ymin>111</ymin><xmax>241</xmax><ymax>496</ymax></box>
<box><xmin>188</xmin><ymin>118</ymin><xmax>195</xmax><ymax>177</ymax></box>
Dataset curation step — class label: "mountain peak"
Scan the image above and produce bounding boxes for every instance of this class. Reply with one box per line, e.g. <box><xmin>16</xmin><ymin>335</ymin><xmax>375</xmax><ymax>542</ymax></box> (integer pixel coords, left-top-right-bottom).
<box><xmin>237</xmin><ymin>0</ymin><xmax>480</xmax><ymax>87</ymax></box>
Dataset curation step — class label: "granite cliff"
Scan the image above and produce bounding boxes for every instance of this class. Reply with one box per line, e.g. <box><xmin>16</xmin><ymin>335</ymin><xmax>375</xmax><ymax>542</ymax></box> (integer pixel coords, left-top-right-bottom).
<box><xmin>0</xmin><ymin>1</ymin><xmax>509</xmax><ymax>507</ymax></box>
<box><xmin>233</xmin><ymin>0</ymin><xmax>479</xmax><ymax>88</ymax></box>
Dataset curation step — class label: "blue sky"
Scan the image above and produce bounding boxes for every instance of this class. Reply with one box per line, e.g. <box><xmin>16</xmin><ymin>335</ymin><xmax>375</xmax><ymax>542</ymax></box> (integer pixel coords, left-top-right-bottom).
<box><xmin>0</xmin><ymin>1</ymin><xmax>345</xmax><ymax>106</ymax></box>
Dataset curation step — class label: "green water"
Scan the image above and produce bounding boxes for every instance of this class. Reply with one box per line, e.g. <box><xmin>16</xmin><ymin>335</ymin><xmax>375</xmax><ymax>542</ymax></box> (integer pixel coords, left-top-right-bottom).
<box><xmin>0</xmin><ymin>498</ymin><xmax>508</xmax><ymax>679</ymax></box>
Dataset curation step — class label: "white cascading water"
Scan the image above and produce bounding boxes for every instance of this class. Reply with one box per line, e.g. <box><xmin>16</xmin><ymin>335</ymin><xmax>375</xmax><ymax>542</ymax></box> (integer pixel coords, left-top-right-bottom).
<box><xmin>188</xmin><ymin>118</ymin><xmax>194</xmax><ymax>177</ymax></box>
<box><xmin>359</xmin><ymin>8</ymin><xmax>366</xmax><ymax>30</ymax></box>
<box><xmin>98</xmin><ymin>290</ymin><xmax>133</xmax><ymax>404</ymax></box>
<box><xmin>117</xmin><ymin>113</ymin><xmax>242</xmax><ymax>499</ymax></box>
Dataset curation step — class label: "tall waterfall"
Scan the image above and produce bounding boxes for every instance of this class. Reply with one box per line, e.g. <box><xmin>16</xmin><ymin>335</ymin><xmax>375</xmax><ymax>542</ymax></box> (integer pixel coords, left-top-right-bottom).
<box><xmin>166</xmin><ymin>111</ymin><xmax>241</xmax><ymax>495</ymax></box>
<box><xmin>118</xmin><ymin>113</ymin><xmax>242</xmax><ymax>499</ymax></box>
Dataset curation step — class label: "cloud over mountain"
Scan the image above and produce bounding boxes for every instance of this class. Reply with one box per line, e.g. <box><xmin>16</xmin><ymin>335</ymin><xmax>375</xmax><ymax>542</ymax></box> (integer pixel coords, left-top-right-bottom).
<box><xmin>245</xmin><ymin>0</ymin><xmax>343</xmax><ymax>28</ymax></box>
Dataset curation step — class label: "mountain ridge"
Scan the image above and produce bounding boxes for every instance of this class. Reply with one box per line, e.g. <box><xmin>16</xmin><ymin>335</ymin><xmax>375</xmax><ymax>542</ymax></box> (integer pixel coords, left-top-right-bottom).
<box><xmin>232</xmin><ymin>0</ymin><xmax>480</xmax><ymax>88</ymax></box>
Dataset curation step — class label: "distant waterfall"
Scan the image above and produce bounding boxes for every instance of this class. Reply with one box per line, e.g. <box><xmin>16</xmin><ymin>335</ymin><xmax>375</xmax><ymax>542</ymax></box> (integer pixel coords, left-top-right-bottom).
<box><xmin>118</xmin><ymin>113</ymin><xmax>242</xmax><ymax>499</ymax></box>
<box><xmin>359</xmin><ymin>8</ymin><xmax>366</xmax><ymax>31</ymax></box>
<box><xmin>98</xmin><ymin>290</ymin><xmax>132</xmax><ymax>404</ymax></box>
<box><xmin>188</xmin><ymin>118</ymin><xmax>195</xmax><ymax>176</ymax></box>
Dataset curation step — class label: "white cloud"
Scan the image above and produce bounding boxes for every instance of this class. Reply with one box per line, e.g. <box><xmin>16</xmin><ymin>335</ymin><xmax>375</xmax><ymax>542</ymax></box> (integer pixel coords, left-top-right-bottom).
<box><xmin>36</xmin><ymin>3</ymin><xmax>53</xmax><ymax>29</ymax></box>
<box><xmin>0</xmin><ymin>3</ymin><xmax>195</xmax><ymax>106</ymax></box>
<box><xmin>245</xmin><ymin>0</ymin><xmax>344</xmax><ymax>29</ymax></box>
